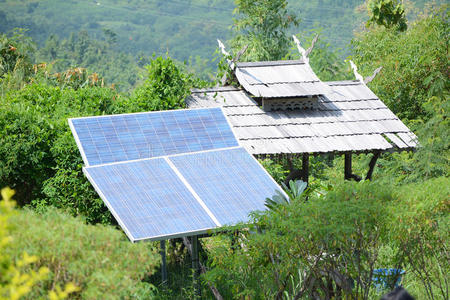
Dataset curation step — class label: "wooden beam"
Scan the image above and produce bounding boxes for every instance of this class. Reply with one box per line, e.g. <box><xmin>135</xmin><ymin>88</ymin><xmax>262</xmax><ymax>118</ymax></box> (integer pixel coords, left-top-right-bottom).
<box><xmin>344</xmin><ymin>153</ymin><xmax>352</xmax><ymax>180</ymax></box>
<box><xmin>344</xmin><ymin>153</ymin><xmax>362</xmax><ymax>181</ymax></box>
<box><xmin>366</xmin><ymin>151</ymin><xmax>380</xmax><ymax>180</ymax></box>
<box><xmin>285</xmin><ymin>156</ymin><xmax>301</xmax><ymax>186</ymax></box>
<box><xmin>302</xmin><ymin>153</ymin><xmax>309</xmax><ymax>185</ymax></box>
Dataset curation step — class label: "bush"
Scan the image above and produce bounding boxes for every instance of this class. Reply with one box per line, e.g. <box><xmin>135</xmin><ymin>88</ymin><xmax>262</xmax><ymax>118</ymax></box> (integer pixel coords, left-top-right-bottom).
<box><xmin>0</xmin><ymin>83</ymin><xmax>118</xmax><ymax>210</ymax></box>
<box><xmin>6</xmin><ymin>206</ymin><xmax>159</xmax><ymax>299</ymax></box>
<box><xmin>1</xmin><ymin>187</ymin><xmax>79</xmax><ymax>300</ymax></box>
<box><xmin>0</xmin><ymin>103</ymin><xmax>55</xmax><ymax>205</ymax></box>
<box><xmin>389</xmin><ymin>177</ymin><xmax>449</xmax><ymax>299</ymax></box>
<box><xmin>114</xmin><ymin>55</ymin><xmax>192</xmax><ymax>113</ymax></box>
<box><xmin>205</xmin><ymin>180</ymin><xmax>394</xmax><ymax>299</ymax></box>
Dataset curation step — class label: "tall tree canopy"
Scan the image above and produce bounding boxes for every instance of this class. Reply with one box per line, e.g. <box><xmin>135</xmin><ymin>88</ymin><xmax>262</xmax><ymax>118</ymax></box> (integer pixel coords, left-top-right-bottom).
<box><xmin>367</xmin><ymin>0</ymin><xmax>408</xmax><ymax>31</ymax></box>
<box><xmin>231</xmin><ymin>0</ymin><xmax>299</xmax><ymax>61</ymax></box>
<box><xmin>351</xmin><ymin>4</ymin><xmax>448</xmax><ymax>120</ymax></box>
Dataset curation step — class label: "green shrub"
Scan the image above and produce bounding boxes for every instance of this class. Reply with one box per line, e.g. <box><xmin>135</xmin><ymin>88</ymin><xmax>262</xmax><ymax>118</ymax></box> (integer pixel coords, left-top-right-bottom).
<box><xmin>389</xmin><ymin>177</ymin><xmax>449</xmax><ymax>299</ymax></box>
<box><xmin>6</xmin><ymin>207</ymin><xmax>159</xmax><ymax>299</ymax></box>
<box><xmin>205</xmin><ymin>180</ymin><xmax>393</xmax><ymax>299</ymax></box>
<box><xmin>0</xmin><ymin>103</ymin><xmax>55</xmax><ymax>205</ymax></box>
<box><xmin>1</xmin><ymin>187</ymin><xmax>80</xmax><ymax>300</ymax></box>
<box><xmin>0</xmin><ymin>83</ymin><xmax>118</xmax><ymax>211</ymax></box>
<box><xmin>114</xmin><ymin>56</ymin><xmax>192</xmax><ymax>113</ymax></box>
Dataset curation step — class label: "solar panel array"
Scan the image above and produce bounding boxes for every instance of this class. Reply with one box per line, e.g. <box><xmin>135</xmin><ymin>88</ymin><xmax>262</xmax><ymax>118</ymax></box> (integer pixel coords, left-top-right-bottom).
<box><xmin>70</xmin><ymin>108</ymin><xmax>284</xmax><ymax>242</ymax></box>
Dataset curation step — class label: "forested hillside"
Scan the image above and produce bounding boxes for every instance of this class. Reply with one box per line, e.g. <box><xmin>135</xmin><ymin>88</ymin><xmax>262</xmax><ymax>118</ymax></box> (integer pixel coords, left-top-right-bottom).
<box><xmin>0</xmin><ymin>0</ymin><xmax>443</xmax><ymax>88</ymax></box>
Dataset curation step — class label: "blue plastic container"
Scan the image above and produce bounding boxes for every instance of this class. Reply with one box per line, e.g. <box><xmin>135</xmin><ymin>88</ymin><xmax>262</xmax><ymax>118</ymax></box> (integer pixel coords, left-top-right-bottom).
<box><xmin>373</xmin><ymin>268</ymin><xmax>405</xmax><ymax>289</ymax></box>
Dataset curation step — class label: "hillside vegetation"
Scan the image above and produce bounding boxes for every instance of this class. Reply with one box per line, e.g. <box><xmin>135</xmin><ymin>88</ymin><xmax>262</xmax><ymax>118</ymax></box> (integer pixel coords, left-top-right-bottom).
<box><xmin>1</xmin><ymin>0</ymin><xmax>444</xmax><ymax>89</ymax></box>
<box><xmin>6</xmin><ymin>207</ymin><xmax>159</xmax><ymax>299</ymax></box>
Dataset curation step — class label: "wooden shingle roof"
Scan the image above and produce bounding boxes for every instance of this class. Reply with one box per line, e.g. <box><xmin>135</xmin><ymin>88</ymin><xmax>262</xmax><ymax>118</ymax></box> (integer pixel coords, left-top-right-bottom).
<box><xmin>235</xmin><ymin>60</ymin><xmax>328</xmax><ymax>98</ymax></box>
<box><xmin>187</xmin><ymin>82</ymin><xmax>417</xmax><ymax>155</ymax></box>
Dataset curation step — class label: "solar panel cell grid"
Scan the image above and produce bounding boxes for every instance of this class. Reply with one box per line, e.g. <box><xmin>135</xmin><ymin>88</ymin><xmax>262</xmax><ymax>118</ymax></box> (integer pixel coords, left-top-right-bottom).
<box><xmin>70</xmin><ymin>108</ymin><xmax>239</xmax><ymax>166</ymax></box>
<box><xmin>84</xmin><ymin>158</ymin><xmax>218</xmax><ymax>241</ymax></box>
<box><xmin>169</xmin><ymin>148</ymin><xmax>281</xmax><ymax>225</ymax></box>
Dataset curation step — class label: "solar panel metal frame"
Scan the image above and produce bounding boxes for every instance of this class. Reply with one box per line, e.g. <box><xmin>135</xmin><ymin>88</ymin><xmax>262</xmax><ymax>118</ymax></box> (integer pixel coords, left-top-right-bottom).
<box><xmin>68</xmin><ymin>107</ymin><xmax>239</xmax><ymax>167</ymax></box>
<box><xmin>72</xmin><ymin>108</ymin><xmax>288</xmax><ymax>242</ymax></box>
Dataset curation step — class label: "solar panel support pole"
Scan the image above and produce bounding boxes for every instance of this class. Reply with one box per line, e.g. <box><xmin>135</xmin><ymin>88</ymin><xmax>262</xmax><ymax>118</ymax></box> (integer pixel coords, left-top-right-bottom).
<box><xmin>191</xmin><ymin>236</ymin><xmax>201</xmax><ymax>297</ymax></box>
<box><xmin>160</xmin><ymin>240</ymin><xmax>167</xmax><ymax>284</ymax></box>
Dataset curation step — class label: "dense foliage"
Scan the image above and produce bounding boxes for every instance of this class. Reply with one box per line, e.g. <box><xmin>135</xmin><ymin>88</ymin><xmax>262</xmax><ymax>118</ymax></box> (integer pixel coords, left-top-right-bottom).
<box><xmin>6</xmin><ymin>206</ymin><xmax>159</xmax><ymax>299</ymax></box>
<box><xmin>367</xmin><ymin>0</ymin><xmax>408</xmax><ymax>31</ymax></box>
<box><xmin>204</xmin><ymin>177</ymin><xmax>449</xmax><ymax>299</ymax></box>
<box><xmin>390</xmin><ymin>177</ymin><xmax>449</xmax><ymax>299</ymax></box>
<box><xmin>231</xmin><ymin>0</ymin><xmax>299</xmax><ymax>61</ymax></box>
<box><xmin>0</xmin><ymin>187</ymin><xmax>79</xmax><ymax>300</ymax></box>
<box><xmin>351</xmin><ymin>4</ymin><xmax>449</xmax><ymax>120</ymax></box>
<box><xmin>205</xmin><ymin>181</ymin><xmax>394</xmax><ymax>299</ymax></box>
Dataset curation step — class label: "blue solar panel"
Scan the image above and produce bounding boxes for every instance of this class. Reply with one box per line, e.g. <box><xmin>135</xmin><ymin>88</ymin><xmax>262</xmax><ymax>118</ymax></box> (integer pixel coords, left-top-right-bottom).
<box><xmin>169</xmin><ymin>148</ymin><xmax>282</xmax><ymax>225</ymax></box>
<box><xmin>70</xmin><ymin>108</ymin><xmax>238</xmax><ymax>166</ymax></box>
<box><xmin>84</xmin><ymin>158</ymin><xmax>217</xmax><ymax>241</ymax></box>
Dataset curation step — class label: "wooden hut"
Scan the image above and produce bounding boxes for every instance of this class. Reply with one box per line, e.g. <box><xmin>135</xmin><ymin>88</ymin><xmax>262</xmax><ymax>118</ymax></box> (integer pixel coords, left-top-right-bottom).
<box><xmin>186</xmin><ymin>58</ymin><xmax>417</xmax><ymax>182</ymax></box>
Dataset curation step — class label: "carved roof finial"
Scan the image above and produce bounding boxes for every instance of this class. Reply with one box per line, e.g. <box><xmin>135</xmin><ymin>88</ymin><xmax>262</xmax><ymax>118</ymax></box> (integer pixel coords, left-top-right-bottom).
<box><xmin>350</xmin><ymin>60</ymin><xmax>364</xmax><ymax>84</ymax></box>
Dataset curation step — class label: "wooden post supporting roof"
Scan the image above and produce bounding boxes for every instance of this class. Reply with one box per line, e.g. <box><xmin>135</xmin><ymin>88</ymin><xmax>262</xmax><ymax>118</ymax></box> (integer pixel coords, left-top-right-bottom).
<box><xmin>344</xmin><ymin>153</ymin><xmax>361</xmax><ymax>181</ymax></box>
<box><xmin>285</xmin><ymin>156</ymin><xmax>301</xmax><ymax>185</ymax></box>
<box><xmin>285</xmin><ymin>154</ymin><xmax>309</xmax><ymax>186</ymax></box>
<box><xmin>302</xmin><ymin>153</ymin><xmax>309</xmax><ymax>185</ymax></box>
<box><xmin>366</xmin><ymin>151</ymin><xmax>380</xmax><ymax>180</ymax></box>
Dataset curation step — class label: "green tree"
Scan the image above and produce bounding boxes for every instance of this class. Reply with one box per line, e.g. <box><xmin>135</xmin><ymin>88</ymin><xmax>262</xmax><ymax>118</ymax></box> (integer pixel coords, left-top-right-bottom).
<box><xmin>351</xmin><ymin>4</ymin><xmax>449</xmax><ymax>120</ymax></box>
<box><xmin>231</xmin><ymin>0</ymin><xmax>299</xmax><ymax>61</ymax></box>
<box><xmin>367</xmin><ymin>0</ymin><xmax>408</xmax><ymax>31</ymax></box>
<box><xmin>115</xmin><ymin>55</ymin><xmax>195</xmax><ymax>113</ymax></box>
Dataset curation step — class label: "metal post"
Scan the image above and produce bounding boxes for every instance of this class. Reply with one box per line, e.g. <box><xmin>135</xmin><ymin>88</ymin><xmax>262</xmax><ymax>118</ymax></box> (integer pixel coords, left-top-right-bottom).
<box><xmin>191</xmin><ymin>236</ymin><xmax>200</xmax><ymax>297</ymax></box>
<box><xmin>160</xmin><ymin>240</ymin><xmax>167</xmax><ymax>284</ymax></box>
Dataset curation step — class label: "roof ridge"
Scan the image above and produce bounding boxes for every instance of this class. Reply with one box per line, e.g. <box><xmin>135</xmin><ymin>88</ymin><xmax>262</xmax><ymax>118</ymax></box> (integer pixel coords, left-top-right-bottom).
<box><xmin>236</xmin><ymin>59</ymin><xmax>305</xmax><ymax>68</ymax></box>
